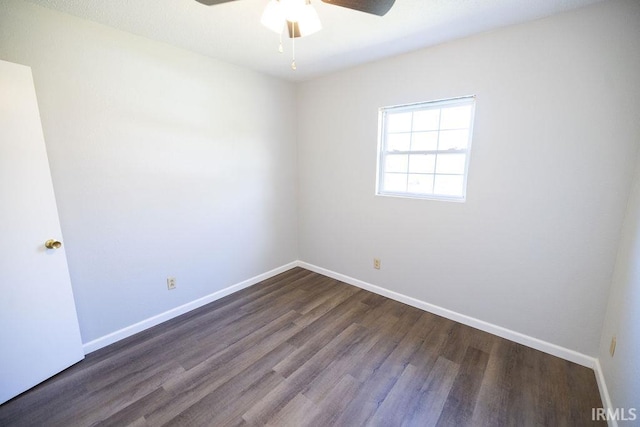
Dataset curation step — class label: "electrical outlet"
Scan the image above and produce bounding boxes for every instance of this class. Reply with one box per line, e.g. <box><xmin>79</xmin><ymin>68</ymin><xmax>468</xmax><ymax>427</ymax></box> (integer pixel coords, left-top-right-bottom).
<box><xmin>609</xmin><ymin>335</ymin><xmax>616</xmax><ymax>357</ymax></box>
<box><xmin>373</xmin><ymin>258</ymin><xmax>381</xmax><ymax>270</ymax></box>
<box><xmin>167</xmin><ymin>277</ymin><xmax>177</xmax><ymax>290</ymax></box>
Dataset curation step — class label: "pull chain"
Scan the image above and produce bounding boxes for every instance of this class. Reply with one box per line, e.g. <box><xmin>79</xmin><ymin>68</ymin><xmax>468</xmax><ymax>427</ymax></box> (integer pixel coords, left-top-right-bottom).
<box><xmin>290</xmin><ymin>21</ymin><xmax>297</xmax><ymax>70</ymax></box>
<box><xmin>278</xmin><ymin>30</ymin><xmax>283</xmax><ymax>54</ymax></box>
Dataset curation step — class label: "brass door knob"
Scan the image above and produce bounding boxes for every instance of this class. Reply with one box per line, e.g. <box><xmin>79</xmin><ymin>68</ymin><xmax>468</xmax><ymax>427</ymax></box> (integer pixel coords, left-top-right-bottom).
<box><xmin>45</xmin><ymin>239</ymin><xmax>62</xmax><ymax>249</ymax></box>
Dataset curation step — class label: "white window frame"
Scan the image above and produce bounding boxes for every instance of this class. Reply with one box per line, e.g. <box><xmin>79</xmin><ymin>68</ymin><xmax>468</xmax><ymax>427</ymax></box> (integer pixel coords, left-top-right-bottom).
<box><xmin>376</xmin><ymin>96</ymin><xmax>476</xmax><ymax>202</ymax></box>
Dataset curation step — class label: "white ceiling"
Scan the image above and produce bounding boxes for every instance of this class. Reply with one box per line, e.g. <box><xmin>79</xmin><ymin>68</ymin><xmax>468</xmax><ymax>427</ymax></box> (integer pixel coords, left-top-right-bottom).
<box><xmin>25</xmin><ymin>0</ymin><xmax>604</xmax><ymax>81</ymax></box>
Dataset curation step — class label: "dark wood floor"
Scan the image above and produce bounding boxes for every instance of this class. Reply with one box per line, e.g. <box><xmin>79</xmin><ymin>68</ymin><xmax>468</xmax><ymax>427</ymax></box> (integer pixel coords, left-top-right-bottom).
<box><xmin>0</xmin><ymin>267</ymin><xmax>604</xmax><ymax>426</ymax></box>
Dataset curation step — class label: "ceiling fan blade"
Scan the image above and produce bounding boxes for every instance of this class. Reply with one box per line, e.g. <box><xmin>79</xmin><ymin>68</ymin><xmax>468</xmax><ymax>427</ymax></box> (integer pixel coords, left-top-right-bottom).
<box><xmin>321</xmin><ymin>0</ymin><xmax>395</xmax><ymax>16</ymax></box>
<box><xmin>194</xmin><ymin>0</ymin><xmax>238</xmax><ymax>5</ymax></box>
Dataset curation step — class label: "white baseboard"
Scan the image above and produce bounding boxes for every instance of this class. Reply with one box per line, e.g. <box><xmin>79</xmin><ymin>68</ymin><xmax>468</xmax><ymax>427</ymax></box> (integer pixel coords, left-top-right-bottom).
<box><xmin>83</xmin><ymin>259</ymin><xmax>597</xmax><ymax>370</ymax></box>
<box><xmin>296</xmin><ymin>261</ymin><xmax>597</xmax><ymax>368</ymax></box>
<box><xmin>82</xmin><ymin>261</ymin><xmax>298</xmax><ymax>354</ymax></box>
<box><xmin>82</xmin><ymin>258</ymin><xmax>612</xmax><ymax>421</ymax></box>
<box><xmin>83</xmin><ymin>258</ymin><xmax>611</xmax><ymax>416</ymax></box>
<box><xmin>81</xmin><ymin>259</ymin><xmax>614</xmax><ymax>422</ymax></box>
<box><xmin>594</xmin><ymin>359</ymin><xmax>617</xmax><ymax>427</ymax></box>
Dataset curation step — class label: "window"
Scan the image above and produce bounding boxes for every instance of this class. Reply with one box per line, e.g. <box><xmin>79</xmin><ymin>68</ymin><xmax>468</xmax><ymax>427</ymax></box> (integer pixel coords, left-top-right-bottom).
<box><xmin>376</xmin><ymin>96</ymin><xmax>476</xmax><ymax>201</ymax></box>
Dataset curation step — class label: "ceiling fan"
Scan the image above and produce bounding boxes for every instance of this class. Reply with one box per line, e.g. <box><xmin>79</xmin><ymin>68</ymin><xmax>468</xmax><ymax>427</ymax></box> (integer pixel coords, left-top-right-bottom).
<box><xmin>194</xmin><ymin>0</ymin><xmax>396</xmax><ymax>69</ymax></box>
<box><xmin>194</xmin><ymin>0</ymin><xmax>396</xmax><ymax>17</ymax></box>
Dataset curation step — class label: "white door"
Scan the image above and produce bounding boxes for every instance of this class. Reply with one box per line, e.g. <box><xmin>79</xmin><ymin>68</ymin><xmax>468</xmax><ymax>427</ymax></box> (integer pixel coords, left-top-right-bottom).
<box><xmin>0</xmin><ymin>59</ymin><xmax>84</xmax><ymax>405</ymax></box>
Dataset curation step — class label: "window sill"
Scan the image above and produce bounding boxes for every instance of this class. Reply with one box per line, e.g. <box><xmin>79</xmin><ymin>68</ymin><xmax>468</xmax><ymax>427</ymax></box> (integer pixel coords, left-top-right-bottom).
<box><xmin>375</xmin><ymin>191</ymin><xmax>466</xmax><ymax>203</ymax></box>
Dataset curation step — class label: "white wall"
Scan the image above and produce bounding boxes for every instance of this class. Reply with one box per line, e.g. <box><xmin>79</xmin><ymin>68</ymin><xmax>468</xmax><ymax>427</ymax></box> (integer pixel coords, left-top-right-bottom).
<box><xmin>297</xmin><ymin>0</ymin><xmax>640</xmax><ymax>356</ymax></box>
<box><xmin>0</xmin><ymin>0</ymin><xmax>298</xmax><ymax>343</ymax></box>
<box><xmin>1</xmin><ymin>0</ymin><xmax>639</xmax><ymax>374</ymax></box>
<box><xmin>599</xmin><ymin>149</ymin><xmax>640</xmax><ymax>423</ymax></box>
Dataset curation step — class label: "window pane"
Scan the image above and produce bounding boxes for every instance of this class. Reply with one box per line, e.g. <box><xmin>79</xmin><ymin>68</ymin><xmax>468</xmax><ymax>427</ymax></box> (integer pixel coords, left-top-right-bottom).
<box><xmin>386</xmin><ymin>133</ymin><xmax>411</xmax><ymax>152</ymax></box>
<box><xmin>385</xmin><ymin>154</ymin><xmax>408</xmax><ymax>173</ymax></box>
<box><xmin>412</xmin><ymin>109</ymin><xmax>440</xmax><ymax>131</ymax></box>
<box><xmin>435</xmin><ymin>153</ymin><xmax>466</xmax><ymax>174</ymax></box>
<box><xmin>408</xmin><ymin>154</ymin><xmax>436</xmax><ymax>173</ymax></box>
<box><xmin>386</xmin><ymin>112</ymin><xmax>412</xmax><ymax>133</ymax></box>
<box><xmin>408</xmin><ymin>174</ymin><xmax>434</xmax><ymax>194</ymax></box>
<box><xmin>378</xmin><ymin>97</ymin><xmax>474</xmax><ymax>201</ymax></box>
<box><xmin>384</xmin><ymin>173</ymin><xmax>407</xmax><ymax>192</ymax></box>
<box><xmin>440</xmin><ymin>105</ymin><xmax>472</xmax><ymax>130</ymax></box>
<box><xmin>438</xmin><ymin>129</ymin><xmax>469</xmax><ymax>150</ymax></box>
<box><xmin>434</xmin><ymin>174</ymin><xmax>464</xmax><ymax>196</ymax></box>
<box><xmin>411</xmin><ymin>132</ymin><xmax>438</xmax><ymax>151</ymax></box>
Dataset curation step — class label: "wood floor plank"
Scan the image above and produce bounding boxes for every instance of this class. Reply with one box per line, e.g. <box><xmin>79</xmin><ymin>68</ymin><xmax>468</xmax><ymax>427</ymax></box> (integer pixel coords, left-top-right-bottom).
<box><xmin>436</xmin><ymin>346</ymin><xmax>491</xmax><ymax>427</ymax></box>
<box><xmin>305</xmin><ymin>373</ymin><xmax>361</xmax><ymax>426</ymax></box>
<box><xmin>0</xmin><ymin>268</ymin><xmax>606</xmax><ymax>426</ymax></box>
<box><xmin>293</xmin><ymin>281</ymin><xmax>361</xmax><ymax>327</ymax></box>
<box><xmin>285</xmin><ymin>289</ymin><xmax>370</xmax><ymax>349</ymax></box>
<box><xmin>60</xmin><ymin>362</ymin><xmax>185</xmax><ymax>426</ymax></box>
<box><xmin>264</xmin><ymin>393</ymin><xmax>321</xmax><ymax>427</ymax></box>
<box><xmin>274</xmin><ymin>299</ymin><xmax>371</xmax><ymax>377</ymax></box>
<box><xmin>241</xmin><ymin>377</ymin><xmax>299</xmax><ymax>425</ymax></box>
<box><xmin>146</xmin><ymin>316</ymin><xmax>301</xmax><ymax>425</ymax></box>
<box><xmin>177</xmin><ymin>289</ymin><xmax>306</xmax><ymax>370</ymax></box>
<box><xmin>301</xmin><ymin>311</ymin><xmax>401</xmax><ymax>404</ymax></box>
<box><xmin>164</xmin><ymin>362</ymin><xmax>284</xmax><ymax>426</ymax></box>
<box><xmin>469</xmin><ymin>339</ymin><xmax>513</xmax><ymax>427</ymax></box>
<box><xmin>93</xmin><ymin>388</ymin><xmax>170</xmax><ymax>427</ymax></box>
<box><xmin>290</xmin><ymin>277</ymin><xmax>349</xmax><ymax>314</ymax></box>
<box><xmin>368</xmin><ymin>363</ymin><xmax>425</xmax><ymax>426</ymax></box>
<box><xmin>278</xmin><ymin>322</ymin><xmax>370</xmax><ymax>391</ymax></box>
<box><xmin>402</xmin><ymin>356</ymin><xmax>460</xmax><ymax>427</ymax></box>
<box><xmin>332</xmin><ymin>308</ymin><xmax>427</xmax><ymax>425</ymax></box>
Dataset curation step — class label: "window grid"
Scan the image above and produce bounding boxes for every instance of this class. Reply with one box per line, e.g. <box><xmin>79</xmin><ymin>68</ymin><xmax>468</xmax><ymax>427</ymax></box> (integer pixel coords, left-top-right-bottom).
<box><xmin>377</xmin><ymin>96</ymin><xmax>475</xmax><ymax>201</ymax></box>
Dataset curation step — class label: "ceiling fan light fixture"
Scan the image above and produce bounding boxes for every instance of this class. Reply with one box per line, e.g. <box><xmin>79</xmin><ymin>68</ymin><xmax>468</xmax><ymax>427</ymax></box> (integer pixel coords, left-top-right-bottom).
<box><xmin>200</xmin><ymin>0</ymin><xmax>396</xmax><ymax>71</ymax></box>
<box><xmin>295</xmin><ymin>2</ymin><xmax>322</xmax><ymax>37</ymax></box>
<box><xmin>260</xmin><ymin>0</ymin><xmax>286</xmax><ymax>33</ymax></box>
<box><xmin>261</xmin><ymin>0</ymin><xmax>322</xmax><ymax>37</ymax></box>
